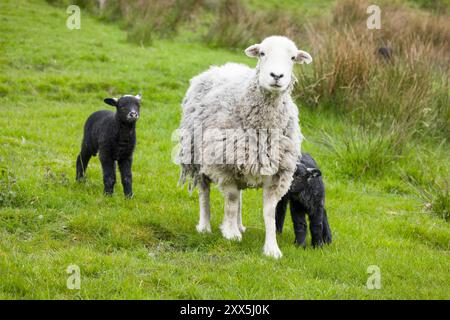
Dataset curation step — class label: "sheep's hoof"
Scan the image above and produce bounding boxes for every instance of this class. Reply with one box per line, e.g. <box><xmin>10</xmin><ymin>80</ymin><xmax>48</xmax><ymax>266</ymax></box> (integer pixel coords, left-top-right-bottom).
<box><xmin>238</xmin><ymin>225</ymin><xmax>247</xmax><ymax>233</ymax></box>
<box><xmin>196</xmin><ymin>224</ymin><xmax>212</xmax><ymax>233</ymax></box>
<box><xmin>220</xmin><ymin>224</ymin><xmax>242</xmax><ymax>241</ymax></box>
<box><xmin>263</xmin><ymin>244</ymin><xmax>283</xmax><ymax>259</ymax></box>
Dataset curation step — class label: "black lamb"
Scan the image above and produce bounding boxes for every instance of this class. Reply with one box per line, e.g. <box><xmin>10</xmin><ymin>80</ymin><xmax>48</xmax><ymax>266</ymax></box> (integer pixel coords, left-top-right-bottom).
<box><xmin>275</xmin><ymin>153</ymin><xmax>332</xmax><ymax>248</ymax></box>
<box><xmin>76</xmin><ymin>94</ymin><xmax>141</xmax><ymax>197</ymax></box>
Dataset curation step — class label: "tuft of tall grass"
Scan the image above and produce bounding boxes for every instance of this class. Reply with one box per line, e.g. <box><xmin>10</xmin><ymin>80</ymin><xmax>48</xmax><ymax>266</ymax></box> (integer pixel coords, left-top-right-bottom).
<box><xmin>319</xmin><ymin>125</ymin><xmax>410</xmax><ymax>179</ymax></box>
<box><xmin>0</xmin><ymin>168</ymin><xmax>24</xmax><ymax>208</ymax></box>
<box><xmin>48</xmin><ymin>0</ymin><xmax>204</xmax><ymax>45</ymax></box>
<box><xmin>203</xmin><ymin>0</ymin><xmax>300</xmax><ymax>49</ymax></box>
<box><xmin>405</xmin><ymin>176</ymin><xmax>449</xmax><ymax>222</ymax></box>
<box><xmin>295</xmin><ymin>0</ymin><xmax>450</xmax><ymax>142</ymax></box>
<box><xmin>399</xmin><ymin>145</ymin><xmax>450</xmax><ymax>221</ymax></box>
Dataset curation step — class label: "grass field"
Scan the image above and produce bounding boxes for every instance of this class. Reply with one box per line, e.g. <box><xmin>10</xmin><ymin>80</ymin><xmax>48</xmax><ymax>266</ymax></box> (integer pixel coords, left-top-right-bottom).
<box><xmin>0</xmin><ymin>0</ymin><xmax>449</xmax><ymax>299</ymax></box>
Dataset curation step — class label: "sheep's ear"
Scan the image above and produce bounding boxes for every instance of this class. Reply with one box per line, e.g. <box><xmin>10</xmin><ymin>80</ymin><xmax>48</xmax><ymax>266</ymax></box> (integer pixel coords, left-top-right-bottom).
<box><xmin>306</xmin><ymin>168</ymin><xmax>321</xmax><ymax>177</ymax></box>
<box><xmin>245</xmin><ymin>44</ymin><xmax>260</xmax><ymax>58</ymax></box>
<box><xmin>295</xmin><ymin>50</ymin><xmax>313</xmax><ymax>64</ymax></box>
<box><xmin>104</xmin><ymin>98</ymin><xmax>118</xmax><ymax>107</ymax></box>
<box><xmin>135</xmin><ymin>94</ymin><xmax>142</xmax><ymax>102</ymax></box>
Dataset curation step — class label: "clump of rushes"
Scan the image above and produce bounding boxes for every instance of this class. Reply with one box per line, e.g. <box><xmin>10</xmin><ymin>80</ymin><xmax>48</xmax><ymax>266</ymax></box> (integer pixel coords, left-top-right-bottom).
<box><xmin>203</xmin><ymin>0</ymin><xmax>300</xmax><ymax>49</ymax></box>
<box><xmin>47</xmin><ymin>0</ymin><xmax>204</xmax><ymax>45</ymax></box>
<box><xmin>295</xmin><ymin>0</ymin><xmax>449</xmax><ymax>141</ymax></box>
<box><xmin>319</xmin><ymin>124</ymin><xmax>410</xmax><ymax>179</ymax></box>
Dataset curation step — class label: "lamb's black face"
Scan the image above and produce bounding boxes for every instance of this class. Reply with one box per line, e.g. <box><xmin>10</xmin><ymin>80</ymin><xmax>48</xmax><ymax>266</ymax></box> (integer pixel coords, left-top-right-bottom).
<box><xmin>104</xmin><ymin>94</ymin><xmax>141</xmax><ymax>124</ymax></box>
<box><xmin>117</xmin><ymin>96</ymin><xmax>140</xmax><ymax>123</ymax></box>
<box><xmin>290</xmin><ymin>163</ymin><xmax>322</xmax><ymax>191</ymax></box>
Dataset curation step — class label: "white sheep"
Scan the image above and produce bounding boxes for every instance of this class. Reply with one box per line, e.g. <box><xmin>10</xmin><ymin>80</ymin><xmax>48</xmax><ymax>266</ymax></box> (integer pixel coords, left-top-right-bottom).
<box><xmin>178</xmin><ymin>36</ymin><xmax>312</xmax><ymax>258</ymax></box>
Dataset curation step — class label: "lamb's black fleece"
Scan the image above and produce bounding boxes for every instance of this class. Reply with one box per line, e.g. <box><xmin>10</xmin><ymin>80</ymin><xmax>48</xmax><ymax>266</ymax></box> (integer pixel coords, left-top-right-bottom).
<box><xmin>275</xmin><ymin>153</ymin><xmax>332</xmax><ymax>248</ymax></box>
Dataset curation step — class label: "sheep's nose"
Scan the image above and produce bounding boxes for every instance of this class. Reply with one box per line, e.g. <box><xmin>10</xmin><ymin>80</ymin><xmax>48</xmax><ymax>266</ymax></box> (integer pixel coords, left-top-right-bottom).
<box><xmin>270</xmin><ymin>72</ymin><xmax>284</xmax><ymax>81</ymax></box>
<box><xmin>129</xmin><ymin>111</ymin><xmax>139</xmax><ymax>119</ymax></box>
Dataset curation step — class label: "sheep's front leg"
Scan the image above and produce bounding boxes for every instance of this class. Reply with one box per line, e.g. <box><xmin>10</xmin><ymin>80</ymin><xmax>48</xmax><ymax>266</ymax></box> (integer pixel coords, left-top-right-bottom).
<box><xmin>220</xmin><ymin>184</ymin><xmax>242</xmax><ymax>241</ymax></box>
<box><xmin>118</xmin><ymin>157</ymin><xmax>133</xmax><ymax>198</ymax></box>
<box><xmin>100</xmin><ymin>154</ymin><xmax>116</xmax><ymax>196</ymax></box>
<box><xmin>263</xmin><ymin>188</ymin><xmax>282</xmax><ymax>259</ymax></box>
<box><xmin>196</xmin><ymin>180</ymin><xmax>211</xmax><ymax>233</ymax></box>
<box><xmin>237</xmin><ymin>190</ymin><xmax>246</xmax><ymax>233</ymax></box>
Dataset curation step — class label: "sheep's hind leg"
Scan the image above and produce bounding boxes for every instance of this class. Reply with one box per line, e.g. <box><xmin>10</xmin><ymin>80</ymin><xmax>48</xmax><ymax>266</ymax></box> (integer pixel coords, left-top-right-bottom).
<box><xmin>237</xmin><ymin>190</ymin><xmax>246</xmax><ymax>233</ymax></box>
<box><xmin>196</xmin><ymin>178</ymin><xmax>211</xmax><ymax>233</ymax></box>
<box><xmin>220</xmin><ymin>184</ymin><xmax>242</xmax><ymax>241</ymax></box>
<box><xmin>322</xmin><ymin>209</ymin><xmax>332</xmax><ymax>244</ymax></box>
<box><xmin>76</xmin><ymin>149</ymin><xmax>92</xmax><ymax>181</ymax></box>
<box><xmin>262</xmin><ymin>187</ymin><xmax>282</xmax><ymax>259</ymax></box>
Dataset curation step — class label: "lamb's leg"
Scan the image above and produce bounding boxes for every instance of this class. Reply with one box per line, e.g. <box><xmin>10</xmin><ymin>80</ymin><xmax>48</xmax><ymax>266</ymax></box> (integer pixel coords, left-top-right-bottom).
<box><xmin>309</xmin><ymin>206</ymin><xmax>325</xmax><ymax>248</ymax></box>
<box><xmin>322</xmin><ymin>209</ymin><xmax>332</xmax><ymax>244</ymax></box>
<box><xmin>290</xmin><ymin>199</ymin><xmax>307</xmax><ymax>248</ymax></box>
<box><xmin>262</xmin><ymin>188</ymin><xmax>282</xmax><ymax>259</ymax></box>
<box><xmin>237</xmin><ymin>190</ymin><xmax>246</xmax><ymax>233</ymax></box>
<box><xmin>220</xmin><ymin>184</ymin><xmax>241</xmax><ymax>241</ymax></box>
<box><xmin>196</xmin><ymin>179</ymin><xmax>211</xmax><ymax>233</ymax></box>
<box><xmin>100</xmin><ymin>154</ymin><xmax>116</xmax><ymax>196</ymax></box>
<box><xmin>76</xmin><ymin>148</ymin><xmax>92</xmax><ymax>181</ymax></box>
<box><xmin>118</xmin><ymin>157</ymin><xmax>133</xmax><ymax>198</ymax></box>
<box><xmin>275</xmin><ymin>194</ymin><xmax>289</xmax><ymax>233</ymax></box>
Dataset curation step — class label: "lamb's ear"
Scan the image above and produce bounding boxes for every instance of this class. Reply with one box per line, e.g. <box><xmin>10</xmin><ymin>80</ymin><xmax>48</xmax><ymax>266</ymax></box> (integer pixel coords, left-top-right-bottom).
<box><xmin>306</xmin><ymin>168</ymin><xmax>321</xmax><ymax>177</ymax></box>
<box><xmin>104</xmin><ymin>98</ymin><xmax>118</xmax><ymax>107</ymax></box>
<box><xmin>135</xmin><ymin>94</ymin><xmax>142</xmax><ymax>102</ymax></box>
<box><xmin>245</xmin><ymin>44</ymin><xmax>261</xmax><ymax>58</ymax></box>
<box><xmin>295</xmin><ymin>50</ymin><xmax>313</xmax><ymax>64</ymax></box>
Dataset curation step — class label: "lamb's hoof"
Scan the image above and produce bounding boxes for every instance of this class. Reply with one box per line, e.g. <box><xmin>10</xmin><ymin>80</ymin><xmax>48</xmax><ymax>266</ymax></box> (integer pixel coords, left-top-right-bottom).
<box><xmin>323</xmin><ymin>233</ymin><xmax>332</xmax><ymax>244</ymax></box>
<box><xmin>312</xmin><ymin>240</ymin><xmax>324</xmax><ymax>249</ymax></box>
<box><xmin>220</xmin><ymin>224</ymin><xmax>242</xmax><ymax>241</ymax></box>
<box><xmin>263</xmin><ymin>244</ymin><xmax>283</xmax><ymax>259</ymax></box>
<box><xmin>238</xmin><ymin>225</ymin><xmax>247</xmax><ymax>233</ymax></box>
<box><xmin>294</xmin><ymin>240</ymin><xmax>307</xmax><ymax>249</ymax></box>
<box><xmin>196</xmin><ymin>223</ymin><xmax>212</xmax><ymax>233</ymax></box>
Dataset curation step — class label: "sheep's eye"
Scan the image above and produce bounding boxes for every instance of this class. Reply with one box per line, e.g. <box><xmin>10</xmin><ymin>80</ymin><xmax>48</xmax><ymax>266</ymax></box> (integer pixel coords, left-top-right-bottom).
<box><xmin>260</xmin><ymin>52</ymin><xmax>265</xmax><ymax>57</ymax></box>
<box><xmin>291</xmin><ymin>56</ymin><xmax>296</xmax><ymax>61</ymax></box>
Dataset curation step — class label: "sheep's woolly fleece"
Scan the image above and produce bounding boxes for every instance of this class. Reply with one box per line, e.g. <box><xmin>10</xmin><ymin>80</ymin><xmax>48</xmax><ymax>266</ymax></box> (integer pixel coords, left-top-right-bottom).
<box><xmin>178</xmin><ymin>41</ymin><xmax>302</xmax><ymax>200</ymax></box>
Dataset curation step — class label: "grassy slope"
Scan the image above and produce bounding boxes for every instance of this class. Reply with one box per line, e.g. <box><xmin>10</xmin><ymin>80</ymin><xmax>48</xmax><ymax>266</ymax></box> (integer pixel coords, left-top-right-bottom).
<box><xmin>0</xmin><ymin>0</ymin><xmax>448</xmax><ymax>299</ymax></box>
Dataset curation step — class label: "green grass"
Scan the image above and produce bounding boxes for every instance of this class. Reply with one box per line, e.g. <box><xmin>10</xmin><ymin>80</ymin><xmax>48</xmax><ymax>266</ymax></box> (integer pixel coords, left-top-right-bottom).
<box><xmin>0</xmin><ymin>0</ymin><xmax>449</xmax><ymax>299</ymax></box>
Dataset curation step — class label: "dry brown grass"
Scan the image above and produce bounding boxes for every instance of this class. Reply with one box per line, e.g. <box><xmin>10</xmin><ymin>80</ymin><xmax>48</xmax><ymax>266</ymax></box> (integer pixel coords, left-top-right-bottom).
<box><xmin>294</xmin><ymin>0</ymin><xmax>449</xmax><ymax>140</ymax></box>
<box><xmin>203</xmin><ymin>0</ymin><xmax>300</xmax><ymax>48</ymax></box>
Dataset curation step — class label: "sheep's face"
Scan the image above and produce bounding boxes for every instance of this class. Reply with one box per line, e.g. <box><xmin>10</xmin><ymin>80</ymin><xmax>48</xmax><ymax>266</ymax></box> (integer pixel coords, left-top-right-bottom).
<box><xmin>104</xmin><ymin>94</ymin><xmax>141</xmax><ymax>123</ymax></box>
<box><xmin>245</xmin><ymin>36</ymin><xmax>312</xmax><ymax>93</ymax></box>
